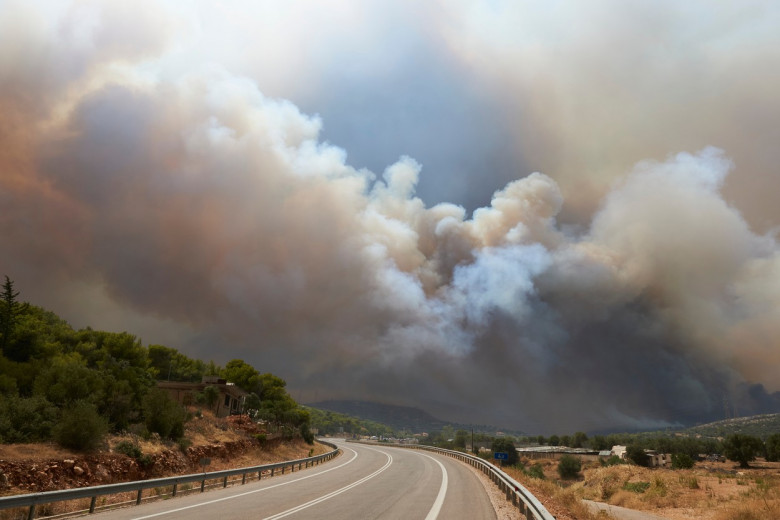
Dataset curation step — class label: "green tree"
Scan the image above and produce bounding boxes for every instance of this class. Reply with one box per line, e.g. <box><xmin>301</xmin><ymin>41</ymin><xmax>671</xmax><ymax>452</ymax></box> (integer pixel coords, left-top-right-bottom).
<box><xmin>626</xmin><ymin>445</ymin><xmax>648</xmax><ymax>466</ymax></box>
<box><xmin>0</xmin><ymin>276</ymin><xmax>30</xmax><ymax>361</ymax></box>
<box><xmin>148</xmin><ymin>345</ymin><xmax>207</xmax><ymax>382</ymax></box>
<box><xmin>723</xmin><ymin>434</ymin><xmax>764</xmax><ymax>468</ymax></box>
<box><xmin>53</xmin><ymin>400</ymin><xmax>108</xmax><ymax>451</ymax></box>
<box><xmin>549</xmin><ymin>435</ymin><xmax>560</xmax><ymax>446</ymax></box>
<box><xmin>536</xmin><ymin>435</ymin><xmax>546</xmax><ymax>445</ymax></box>
<box><xmin>222</xmin><ymin>359</ymin><xmax>261</xmax><ymax>394</ymax></box>
<box><xmin>491</xmin><ymin>438</ymin><xmax>518</xmax><ymax>466</ymax></box>
<box><xmin>572</xmin><ymin>431</ymin><xmax>588</xmax><ymax>448</ymax></box>
<box><xmin>454</xmin><ymin>429</ymin><xmax>469</xmax><ymax>449</ymax></box>
<box><xmin>143</xmin><ymin>388</ymin><xmax>187</xmax><ymax>439</ymax></box>
<box><xmin>591</xmin><ymin>435</ymin><xmax>608</xmax><ymax>450</ymax></box>
<box><xmin>0</xmin><ymin>395</ymin><xmax>59</xmax><ymax>443</ymax></box>
<box><xmin>765</xmin><ymin>433</ymin><xmax>780</xmax><ymax>462</ymax></box>
<box><xmin>671</xmin><ymin>453</ymin><xmax>695</xmax><ymax>469</ymax></box>
<box><xmin>557</xmin><ymin>455</ymin><xmax>581</xmax><ymax>479</ymax></box>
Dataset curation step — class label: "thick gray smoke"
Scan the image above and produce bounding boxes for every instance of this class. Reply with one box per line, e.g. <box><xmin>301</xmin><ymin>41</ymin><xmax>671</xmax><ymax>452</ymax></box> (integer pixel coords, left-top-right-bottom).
<box><xmin>2</xmin><ymin>1</ymin><xmax>779</xmax><ymax>432</ymax></box>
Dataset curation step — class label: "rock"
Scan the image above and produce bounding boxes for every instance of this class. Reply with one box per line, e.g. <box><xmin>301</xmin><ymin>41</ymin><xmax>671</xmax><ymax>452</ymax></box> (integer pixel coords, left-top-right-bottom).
<box><xmin>63</xmin><ymin>459</ymin><xmax>75</xmax><ymax>465</ymax></box>
<box><xmin>73</xmin><ymin>466</ymin><xmax>84</xmax><ymax>475</ymax></box>
<box><xmin>0</xmin><ymin>473</ymin><xmax>8</xmax><ymax>488</ymax></box>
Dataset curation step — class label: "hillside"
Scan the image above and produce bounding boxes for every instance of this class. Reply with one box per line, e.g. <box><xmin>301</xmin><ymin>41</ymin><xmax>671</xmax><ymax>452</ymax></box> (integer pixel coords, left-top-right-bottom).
<box><xmin>307</xmin><ymin>400</ymin><xmax>524</xmax><ymax>435</ymax></box>
<box><xmin>682</xmin><ymin>413</ymin><xmax>780</xmax><ymax>439</ymax></box>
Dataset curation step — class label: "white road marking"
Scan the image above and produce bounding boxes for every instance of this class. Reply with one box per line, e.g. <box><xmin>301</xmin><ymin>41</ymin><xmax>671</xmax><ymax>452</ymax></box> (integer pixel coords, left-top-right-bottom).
<box><xmin>261</xmin><ymin>448</ymin><xmax>393</xmax><ymax>520</ymax></box>
<box><xmin>416</xmin><ymin>452</ymin><xmax>448</xmax><ymax>520</ymax></box>
<box><xmin>130</xmin><ymin>447</ymin><xmax>359</xmax><ymax>520</ymax></box>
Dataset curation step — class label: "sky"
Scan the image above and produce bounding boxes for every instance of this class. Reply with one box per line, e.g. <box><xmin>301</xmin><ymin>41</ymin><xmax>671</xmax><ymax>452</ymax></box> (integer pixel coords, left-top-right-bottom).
<box><xmin>2</xmin><ymin>0</ymin><xmax>780</xmax><ymax>434</ymax></box>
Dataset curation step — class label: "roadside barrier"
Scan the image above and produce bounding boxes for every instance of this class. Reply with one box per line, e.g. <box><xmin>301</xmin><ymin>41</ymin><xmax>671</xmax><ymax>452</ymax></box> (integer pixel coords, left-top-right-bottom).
<box><xmin>0</xmin><ymin>440</ymin><xmax>339</xmax><ymax>520</ymax></box>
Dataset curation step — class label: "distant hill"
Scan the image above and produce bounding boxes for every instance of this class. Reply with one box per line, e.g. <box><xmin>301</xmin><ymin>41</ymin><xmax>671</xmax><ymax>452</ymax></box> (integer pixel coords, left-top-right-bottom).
<box><xmin>682</xmin><ymin>413</ymin><xmax>780</xmax><ymax>440</ymax></box>
<box><xmin>306</xmin><ymin>400</ymin><xmax>524</xmax><ymax>436</ymax></box>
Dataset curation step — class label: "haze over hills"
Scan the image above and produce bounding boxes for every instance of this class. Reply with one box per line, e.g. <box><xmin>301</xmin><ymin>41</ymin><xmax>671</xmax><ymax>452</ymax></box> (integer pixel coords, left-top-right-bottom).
<box><xmin>307</xmin><ymin>400</ymin><xmax>525</xmax><ymax>436</ymax></box>
<box><xmin>681</xmin><ymin>413</ymin><xmax>780</xmax><ymax>440</ymax></box>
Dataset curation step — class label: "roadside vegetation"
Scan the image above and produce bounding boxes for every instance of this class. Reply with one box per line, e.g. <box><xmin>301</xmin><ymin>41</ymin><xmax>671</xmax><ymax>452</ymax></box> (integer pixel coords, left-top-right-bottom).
<box><xmin>0</xmin><ymin>276</ymin><xmax>312</xmax><ymax>452</ymax></box>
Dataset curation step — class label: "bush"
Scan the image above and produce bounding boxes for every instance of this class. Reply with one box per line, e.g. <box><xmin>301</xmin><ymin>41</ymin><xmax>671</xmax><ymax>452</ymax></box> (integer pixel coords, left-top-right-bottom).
<box><xmin>0</xmin><ymin>395</ymin><xmax>58</xmax><ymax>443</ymax></box>
<box><xmin>626</xmin><ymin>445</ymin><xmax>649</xmax><ymax>466</ymax></box>
<box><xmin>53</xmin><ymin>400</ymin><xmax>108</xmax><ymax>451</ymax></box>
<box><xmin>300</xmin><ymin>423</ymin><xmax>314</xmax><ymax>444</ymax></box>
<box><xmin>765</xmin><ymin>433</ymin><xmax>780</xmax><ymax>462</ymax></box>
<box><xmin>527</xmin><ymin>463</ymin><xmax>545</xmax><ymax>479</ymax></box>
<box><xmin>142</xmin><ymin>388</ymin><xmax>187</xmax><ymax>440</ymax></box>
<box><xmin>557</xmin><ymin>455</ymin><xmax>582</xmax><ymax>479</ymax></box>
<box><xmin>623</xmin><ymin>481</ymin><xmax>651</xmax><ymax>493</ymax></box>
<box><xmin>602</xmin><ymin>455</ymin><xmax>626</xmax><ymax>466</ymax></box>
<box><xmin>115</xmin><ymin>440</ymin><xmax>143</xmax><ymax>459</ymax></box>
<box><xmin>671</xmin><ymin>453</ymin><xmax>695</xmax><ymax>469</ymax></box>
<box><xmin>491</xmin><ymin>438</ymin><xmax>519</xmax><ymax>466</ymax></box>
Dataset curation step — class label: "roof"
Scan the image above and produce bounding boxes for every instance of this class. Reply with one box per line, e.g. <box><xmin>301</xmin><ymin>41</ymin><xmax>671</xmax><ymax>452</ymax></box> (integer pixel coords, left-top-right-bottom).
<box><xmin>156</xmin><ymin>380</ymin><xmax>248</xmax><ymax>398</ymax></box>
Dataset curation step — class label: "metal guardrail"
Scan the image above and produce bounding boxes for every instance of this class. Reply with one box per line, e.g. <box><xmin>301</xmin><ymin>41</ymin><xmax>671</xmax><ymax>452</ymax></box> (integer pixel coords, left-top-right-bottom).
<box><xmin>0</xmin><ymin>440</ymin><xmax>340</xmax><ymax>520</ymax></box>
<box><xmin>351</xmin><ymin>441</ymin><xmax>555</xmax><ymax>520</ymax></box>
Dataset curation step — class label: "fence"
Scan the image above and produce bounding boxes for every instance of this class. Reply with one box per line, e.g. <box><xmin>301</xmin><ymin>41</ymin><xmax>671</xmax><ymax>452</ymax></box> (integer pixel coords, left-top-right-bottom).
<box><xmin>0</xmin><ymin>440</ymin><xmax>339</xmax><ymax>520</ymax></box>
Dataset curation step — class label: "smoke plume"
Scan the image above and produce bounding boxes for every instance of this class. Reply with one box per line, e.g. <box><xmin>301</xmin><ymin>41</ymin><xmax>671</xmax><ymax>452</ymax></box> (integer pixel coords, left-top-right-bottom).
<box><xmin>2</xmin><ymin>0</ymin><xmax>779</xmax><ymax>432</ymax></box>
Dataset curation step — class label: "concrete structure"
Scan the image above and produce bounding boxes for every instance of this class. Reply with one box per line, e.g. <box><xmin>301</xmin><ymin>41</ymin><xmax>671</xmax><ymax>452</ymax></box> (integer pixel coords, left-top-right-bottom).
<box><xmin>157</xmin><ymin>376</ymin><xmax>248</xmax><ymax>418</ymax></box>
<box><xmin>516</xmin><ymin>446</ymin><xmax>601</xmax><ymax>462</ymax></box>
<box><xmin>611</xmin><ymin>445</ymin><xmax>628</xmax><ymax>460</ymax></box>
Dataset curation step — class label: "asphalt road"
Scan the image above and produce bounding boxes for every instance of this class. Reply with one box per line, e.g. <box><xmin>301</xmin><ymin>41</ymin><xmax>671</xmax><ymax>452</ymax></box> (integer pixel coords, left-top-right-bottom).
<box><xmin>92</xmin><ymin>440</ymin><xmax>497</xmax><ymax>520</ymax></box>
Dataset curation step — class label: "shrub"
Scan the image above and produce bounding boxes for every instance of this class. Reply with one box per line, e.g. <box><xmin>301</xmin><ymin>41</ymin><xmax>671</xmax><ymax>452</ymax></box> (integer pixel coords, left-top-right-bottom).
<box><xmin>765</xmin><ymin>433</ymin><xmax>780</xmax><ymax>462</ymax></box>
<box><xmin>0</xmin><ymin>395</ymin><xmax>58</xmax><ymax>443</ymax></box>
<box><xmin>602</xmin><ymin>455</ymin><xmax>626</xmax><ymax>467</ymax></box>
<box><xmin>671</xmin><ymin>453</ymin><xmax>695</xmax><ymax>469</ymax></box>
<box><xmin>557</xmin><ymin>455</ymin><xmax>581</xmax><ymax>479</ymax></box>
<box><xmin>626</xmin><ymin>445</ymin><xmax>649</xmax><ymax>466</ymax></box>
<box><xmin>177</xmin><ymin>437</ymin><xmax>192</xmax><ymax>452</ymax></box>
<box><xmin>300</xmin><ymin>423</ymin><xmax>314</xmax><ymax>444</ymax></box>
<box><xmin>491</xmin><ymin>438</ymin><xmax>519</xmax><ymax>466</ymax></box>
<box><xmin>53</xmin><ymin>400</ymin><xmax>108</xmax><ymax>451</ymax></box>
<box><xmin>623</xmin><ymin>481</ymin><xmax>651</xmax><ymax>493</ymax></box>
<box><xmin>142</xmin><ymin>388</ymin><xmax>187</xmax><ymax>440</ymax></box>
<box><xmin>115</xmin><ymin>440</ymin><xmax>142</xmax><ymax>459</ymax></box>
<box><xmin>527</xmin><ymin>463</ymin><xmax>545</xmax><ymax>479</ymax></box>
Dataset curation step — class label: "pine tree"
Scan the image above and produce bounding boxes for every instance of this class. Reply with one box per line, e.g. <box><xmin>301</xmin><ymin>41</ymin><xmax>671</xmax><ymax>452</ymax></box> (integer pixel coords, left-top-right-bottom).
<box><xmin>0</xmin><ymin>275</ymin><xmax>28</xmax><ymax>354</ymax></box>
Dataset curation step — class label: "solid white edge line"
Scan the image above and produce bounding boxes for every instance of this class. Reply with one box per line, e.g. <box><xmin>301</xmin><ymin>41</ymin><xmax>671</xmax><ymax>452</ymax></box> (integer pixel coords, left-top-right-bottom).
<box><xmin>262</xmin><ymin>447</ymin><xmax>393</xmax><ymax>520</ymax></box>
<box><xmin>416</xmin><ymin>452</ymin><xmax>448</xmax><ymax>520</ymax></box>
<box><xmin>130</xmin><ymin>447</ymin><xmax>359</xmax><ymax>520</ymax></box>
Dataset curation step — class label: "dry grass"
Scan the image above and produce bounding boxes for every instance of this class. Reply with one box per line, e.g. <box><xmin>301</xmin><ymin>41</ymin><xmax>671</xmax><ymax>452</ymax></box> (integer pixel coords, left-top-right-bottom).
<box><xmin>571</xmin><ymin>461</ymin><xmax>780</xmax><ymax>520</ymax></box>
<box><xmin>498</xmin><ymin>457</ymin><xmax>780</xmax><ymax>520</ymax></box>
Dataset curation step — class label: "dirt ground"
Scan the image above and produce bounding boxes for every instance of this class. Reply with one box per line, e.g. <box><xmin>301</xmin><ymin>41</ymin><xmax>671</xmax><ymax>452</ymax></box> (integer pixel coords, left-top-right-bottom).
<box><xmin>506</xmin><ymin>457</ymin><xmax>780</xmax><ymax>520</ymax></box>
<box><xmin>0</xmin><ymin>411</ymin><xmax>329</xmax><ymax>498</ymax></box>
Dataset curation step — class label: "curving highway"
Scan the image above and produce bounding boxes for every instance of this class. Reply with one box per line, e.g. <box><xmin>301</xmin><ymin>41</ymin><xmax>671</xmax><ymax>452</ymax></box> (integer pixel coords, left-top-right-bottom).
<box><xmin>93</xmin><ymin>439</ymin><xmax>497</xmax><ymax>520</ymax></box>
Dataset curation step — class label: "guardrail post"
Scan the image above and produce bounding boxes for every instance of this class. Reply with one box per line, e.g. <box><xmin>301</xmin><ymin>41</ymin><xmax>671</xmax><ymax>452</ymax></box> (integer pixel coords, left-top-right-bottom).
<box><xmin>242</xmin><ymin>473</ymin><xmax>246</xmax><ymax>484</ymax></box>
<box><xmin>222</xmin><ymin>476</ymin><xmax>228</xmax><ymax>488</ymax></box>
<box><xmin>172</xmin><ymin>483</ymin><xmax>178</xmax><ymax>497</ymax></box>
<box><xmin>136</xmin><ymin>489</ymin><xmax>143</xmax><ymax>505</ymax></box>
<box><xmin>27</xmin><ymin>504</ymin><xmax>35</xmax><ymax>520</ymax></box>
<box><xmin>201</xmin><ymin>479</ymin><xmax>205</xmax><ymax>492</ymax></box>
<box><xmin>89</xmin><ymin>496</ymin><xmax>97</xmax><ymax>513</ymax></box>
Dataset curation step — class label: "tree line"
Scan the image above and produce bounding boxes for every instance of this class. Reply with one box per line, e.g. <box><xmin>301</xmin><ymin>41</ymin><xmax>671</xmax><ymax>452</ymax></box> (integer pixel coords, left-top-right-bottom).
<box><xmin>0</xmin><ymin>276</ymin><xmax>311</xmax><ymax>450</ymax></box>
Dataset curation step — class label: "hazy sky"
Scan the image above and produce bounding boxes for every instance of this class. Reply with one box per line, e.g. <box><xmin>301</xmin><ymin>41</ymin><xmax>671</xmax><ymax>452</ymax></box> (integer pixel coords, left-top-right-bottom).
<box><xmin>2</xmin><ymin>0</ymin><xmax>780</xmax><ymax>433</ymax></box>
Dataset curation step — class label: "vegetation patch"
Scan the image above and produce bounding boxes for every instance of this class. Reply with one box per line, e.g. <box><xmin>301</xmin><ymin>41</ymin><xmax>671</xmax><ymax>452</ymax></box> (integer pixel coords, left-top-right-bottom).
<box><xmin>622</xmin><ymin>481</ymin><xmax>651</xmax><ymax>493</ymax></box>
